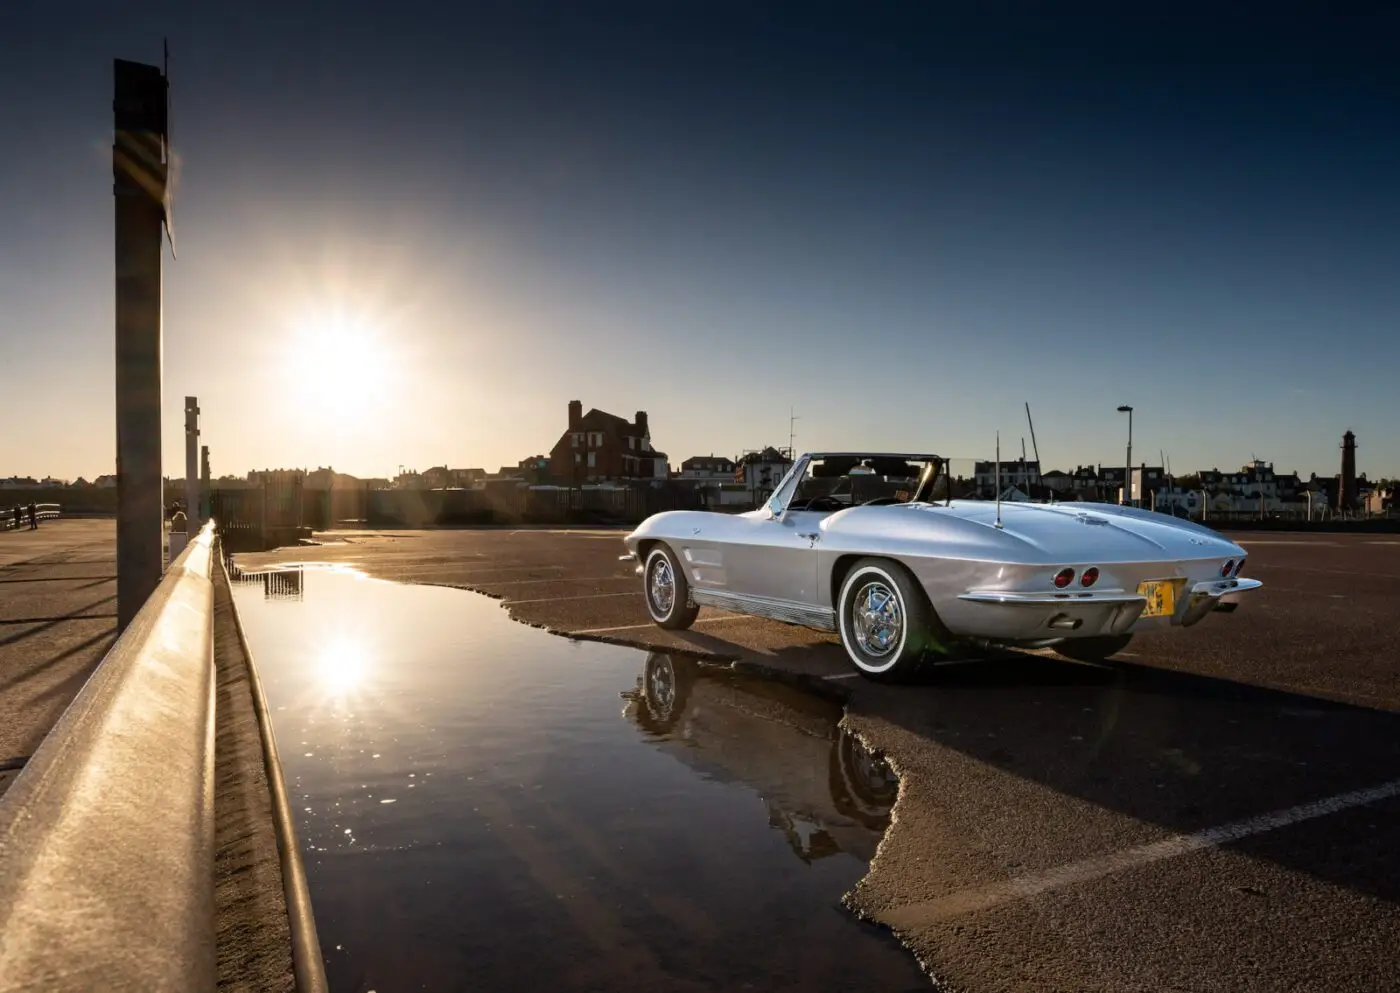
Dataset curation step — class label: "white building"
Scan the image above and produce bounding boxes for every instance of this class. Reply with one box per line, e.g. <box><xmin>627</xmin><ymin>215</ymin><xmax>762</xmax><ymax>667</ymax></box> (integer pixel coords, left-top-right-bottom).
<box><xmin>679</xmin><ymin>455</ymin><xmax>738</xmax><ymax>480</ymax></box>
<box><xmin>973</xmin><ymin>458</ymin><xmax>1040</xmax><ymax>494</ymax></box>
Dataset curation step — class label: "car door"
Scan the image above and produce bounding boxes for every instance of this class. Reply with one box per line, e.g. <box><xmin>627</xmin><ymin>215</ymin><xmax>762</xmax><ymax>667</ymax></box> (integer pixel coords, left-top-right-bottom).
<box><xmin>720</xmin><ymin>463</ymin><xmax>822</xmax><ymax>606</ymax></box>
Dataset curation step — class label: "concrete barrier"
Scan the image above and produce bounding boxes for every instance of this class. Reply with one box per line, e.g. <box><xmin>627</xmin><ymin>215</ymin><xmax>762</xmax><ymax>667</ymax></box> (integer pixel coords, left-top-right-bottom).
<box><xmin>0</xmin><ymin>521</ymin><xmax>217</xmax><ymax>992</ymax></box>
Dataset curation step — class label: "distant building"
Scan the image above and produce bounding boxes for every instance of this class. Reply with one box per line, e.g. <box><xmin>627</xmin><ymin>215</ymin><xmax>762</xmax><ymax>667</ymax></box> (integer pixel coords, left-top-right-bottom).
<box><xmin>1040</xmin><ymin>469</ymin><xmax>1072</xmax><ymax>493</ymax></box>
<box><xmin>548</xmin><ymin>401</ymin><xmax>667</xmax><ymax>483</ymax></box>
<box><xmin>679</xmin><ymin>455</ymin><xmax>737</xmax><ymax>480</ymax></box>
<box><xmin>305</xmin><ymin>466</ymin><xmax>365</xmax><ymax>489</ymax></box>
<box><xmin>1128</xmin><ymin>466</ymin><xmax>1167</xmax><ymax>501</ymax></box>
<box><xmin>414</xmin><ymin>466</ymin><xmax>490</xmax><ymax>489</ymax></box>
<box><xmin>1067</xmin><ymin>465</ymin><xmax>1099</xmax><ymax>494</ymax></box>
<box><xmin>487</xmin><ymin>458</ymin><xmax>548</xmax><ymax>484</ymax></box>
<box><xmin>421</xmin><ymin>466</ymin><xmax>451</xmax><ymax>489</ymax></box>
<box><xmin>1097</xmin><ymin>466</ymin><xmax>1126</xmax><ymax>491</ymax></box>
<box><xmin>248</xmin><ymin>468</ymin><xmax>306</xmax><ymax>486</ymax></box>
<box><xmin>972</xmin><ymin>458</ymin><xmax>1040</xmax><ymax>495</ymax></box>
<box><xmin>734</xmin><ymin>447</ymin><xmax>794</xmax><ymax>497</ymax></box>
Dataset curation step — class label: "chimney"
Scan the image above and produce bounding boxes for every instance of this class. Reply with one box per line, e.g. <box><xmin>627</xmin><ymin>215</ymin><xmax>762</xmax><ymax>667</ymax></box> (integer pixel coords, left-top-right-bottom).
<box><xmin>635</xmin><ymin>410</ymin><xmax>648</xmax><ymax>436</ymax></box>
<box><xmin>568</xmin><ymin>400</ymin><xmax>582</xmax><ymax>429</ymax></box>
<box><xmin>1339</xmin><ymin>430</ymin><xmax>1358</xmax><ymax>511</ymax></box>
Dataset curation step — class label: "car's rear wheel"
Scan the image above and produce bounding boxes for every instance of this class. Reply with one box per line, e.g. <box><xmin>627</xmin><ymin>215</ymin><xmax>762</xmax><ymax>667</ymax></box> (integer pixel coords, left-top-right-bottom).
<box><xmin>836</xmin><ymin>558</ymin><xmax>940</xmax><ymax>682</ymax></box>
<box><xmin>643</xmin><ymin>544</ymin><xmax>700</xmax><ymax>630</ymax></box>
<box><xmin>1054</xmin><ymin>634</ymin><xmax>1133</xmax><ymax>662</ymax></box>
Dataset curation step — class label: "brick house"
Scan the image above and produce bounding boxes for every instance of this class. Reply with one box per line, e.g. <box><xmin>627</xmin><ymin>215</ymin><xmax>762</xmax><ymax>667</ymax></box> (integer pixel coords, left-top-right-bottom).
<box><xmin>549</xmin><ymin>401</ymin><xmax>668</xmax><ymax>483</ymax></box>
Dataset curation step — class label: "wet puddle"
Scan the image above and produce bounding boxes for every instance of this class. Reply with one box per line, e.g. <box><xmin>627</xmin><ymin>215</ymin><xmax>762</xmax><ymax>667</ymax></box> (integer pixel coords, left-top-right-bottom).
<box><xmin>229</xmin><ymin>564</ymin><xmax>928</xmax><ymax>992</ymax></box>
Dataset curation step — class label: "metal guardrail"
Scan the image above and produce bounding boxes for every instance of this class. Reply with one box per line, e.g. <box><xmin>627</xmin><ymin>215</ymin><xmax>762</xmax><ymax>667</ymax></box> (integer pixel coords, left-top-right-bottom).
<box><xmin>0</xmin><ymin>521</ymin><xmax>217</xmax><ymax>992</ymax></box>
<box><xmin>0</xmin><ymin>502</ymin><xmax>60</xmax><ymax>530</ymax></box>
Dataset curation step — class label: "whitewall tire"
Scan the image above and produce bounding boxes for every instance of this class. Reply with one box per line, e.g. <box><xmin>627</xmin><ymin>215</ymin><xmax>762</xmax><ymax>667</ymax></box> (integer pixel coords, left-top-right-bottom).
<box><xmin>643</xmin><ymin>544</ymin><xmax>700</xmax><ymax>631</ymax></box>
<box><xmin>836</xmin><ymin>558</ymin><xmax>938</xmax><ymax>682</ymax></box>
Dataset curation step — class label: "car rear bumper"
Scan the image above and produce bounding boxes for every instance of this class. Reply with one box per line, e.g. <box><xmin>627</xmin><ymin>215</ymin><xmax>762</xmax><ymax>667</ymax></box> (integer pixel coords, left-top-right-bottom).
<box><xmin>952</xmin><ymin>578</ymin><xmax>1262</xmax><ymax>640</ymax></box>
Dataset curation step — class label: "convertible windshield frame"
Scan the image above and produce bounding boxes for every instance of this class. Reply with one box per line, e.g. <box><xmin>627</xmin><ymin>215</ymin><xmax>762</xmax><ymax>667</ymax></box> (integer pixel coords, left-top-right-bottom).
<box><xmin>766</xmin><ymin>452</ymin><xmax>944</xmax><ymax>520</ymax></box>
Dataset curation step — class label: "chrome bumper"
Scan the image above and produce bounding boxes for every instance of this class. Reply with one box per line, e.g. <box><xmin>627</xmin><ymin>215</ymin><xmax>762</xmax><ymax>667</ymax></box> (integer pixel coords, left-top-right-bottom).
<box><xmin>619</xmin><ymin>551</ymin><xmax>642</xmax><ymax>576</ymax></box>
<box><xmin>1179</xmin><ymin>577</ymin><xmax>1262</xmax><ymax>626</ymax></box>
<box><xmin>955</xmin><ymin>577</ymin><xmax>1263</xmax><ymax>639</ymax></box>
<box><xmin>958</xmin><ymin>590</ymin><xmax>1146</xmax><ymax>607</ymax></box>
<box><xmin>957</xmin><ymin>588</ymin><xmax>1147</xmax><ymax>638</ymax></box>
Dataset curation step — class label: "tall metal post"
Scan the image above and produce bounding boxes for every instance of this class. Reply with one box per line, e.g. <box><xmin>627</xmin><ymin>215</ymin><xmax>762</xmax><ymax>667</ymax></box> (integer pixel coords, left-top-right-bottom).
<box><xmin>114</xmin><ymin>58</ymin><xmax>171</xmax><ymax>629</ymax></box>
<box><xmin>200</xmin><ymin>445</ymin><xmax>211</xmax><ymax>520</ymax></box>
<box><xmin>1117</xmin><ymin>405</ymin><xmax>1134</xmax><ymax>506</ymax></box>
<box><xmin>184</xmin><ymin>396</ymin><xmax>199</xmax><ymax>525</ymax></box>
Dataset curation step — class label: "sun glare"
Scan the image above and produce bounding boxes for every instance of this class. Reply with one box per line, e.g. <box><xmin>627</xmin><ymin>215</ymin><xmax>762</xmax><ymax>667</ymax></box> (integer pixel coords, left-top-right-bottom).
<box><xmin>285</xmin><ymin>307</ymin><xmax>399</xmax><ymax>421</ymax></box>
<box><xmin>314</xmin><ymin>635</ymin><xmax>372</xmax><ymax>696</ymax></box>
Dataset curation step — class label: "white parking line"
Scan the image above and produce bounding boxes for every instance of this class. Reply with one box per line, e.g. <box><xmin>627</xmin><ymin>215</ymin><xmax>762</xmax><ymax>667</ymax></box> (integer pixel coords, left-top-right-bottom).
<box><xmin>464</xmin><ymin>574</ymin><xmax>635</xmax><ymax>587</ymax></box>
<box><xmin>882</xmin><ymin>777</ymin><xmax>1400</xmax><ymax>929</ymax></box>
<box><xmin>1236</xmin><ymin>541</ymin><xmax>1339</xmax><ymax>546</ymax></box>
<box><xmin>570</xmin><ymin>614</ymin><xmax>747</xmax><ymax>635</ymax></box>
<box><xmin>372</xmin><ymin>563</ymin><xmax>569</xmax><ymax>576</ymax></box>
<box><xmin>1251</xmin><ymin>564</ymin><xmax>1400</xmax><ymax>580</ymax></box>
<box><xmin>505</xmin><ymin>591</ymin><xmax>643</xmax><ymax>606</ymax></box>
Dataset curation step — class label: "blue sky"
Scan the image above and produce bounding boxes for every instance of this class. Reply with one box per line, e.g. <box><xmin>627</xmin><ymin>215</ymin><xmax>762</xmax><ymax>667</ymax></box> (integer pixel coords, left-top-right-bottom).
<box><xmin>0</xmin><ymin>2</ymin><xmax>1396</xmax><ymax>481</ymax></box>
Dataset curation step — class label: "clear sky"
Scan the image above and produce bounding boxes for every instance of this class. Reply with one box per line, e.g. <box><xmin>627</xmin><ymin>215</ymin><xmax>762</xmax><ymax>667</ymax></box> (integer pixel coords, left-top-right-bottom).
<box><xmin>1</xmin><ymin>2</ymin><xmax>1396</xmax><ymax>482</ymax></box>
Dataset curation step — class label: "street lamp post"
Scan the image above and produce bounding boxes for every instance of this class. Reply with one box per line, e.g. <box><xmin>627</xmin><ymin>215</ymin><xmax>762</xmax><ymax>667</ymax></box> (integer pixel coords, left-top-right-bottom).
<box><xmin>1116</xmin><ymin>405</ymin><xmax>1134</xmax><ymax>506</ymax></box>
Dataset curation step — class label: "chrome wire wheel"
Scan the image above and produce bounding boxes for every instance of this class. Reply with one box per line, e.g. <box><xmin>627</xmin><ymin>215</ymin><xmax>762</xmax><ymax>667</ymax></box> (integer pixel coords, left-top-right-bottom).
<box><xmin>648</xmin><ymin>556</ymin><xmax>676</xmax><ymax>617</ymax></box>
<box><xmin>645</xmin><ymin>657</ymin><xmax>677</xmax><ymax>720</ymax></box>
<box><xmin>642</xmin><ymin>545</ymin><xmax>699</xmax><ymax>631</ymax></box>
<box><xmin>837</xmin><ymin>558</ymin><xmax>941</xmax><ymax>681</ymax></box>
<box><xmin>851</xmin><ymin>581</ymin><xmax>903</xmax><ymax>658</ymax></box>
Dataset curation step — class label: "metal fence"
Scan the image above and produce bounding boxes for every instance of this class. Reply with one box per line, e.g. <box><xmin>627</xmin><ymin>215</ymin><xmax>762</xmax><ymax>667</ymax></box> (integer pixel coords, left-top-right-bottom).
<box><xmin>0</xmin><ymin>502</ymin><xmax>60</xmax><ymax>530</ymax></box>
<box><xmin>366</xmin><ymin>483</ymin><xmax>707</xmax><ymax>527</ymax></box>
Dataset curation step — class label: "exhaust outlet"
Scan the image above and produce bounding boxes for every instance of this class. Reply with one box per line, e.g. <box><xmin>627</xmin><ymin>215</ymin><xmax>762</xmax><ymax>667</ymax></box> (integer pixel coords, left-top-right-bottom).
<box><xmin>1047</xmin><ymin>613</ymin><xmax>1083</xmax><ymax>631</ymax></box>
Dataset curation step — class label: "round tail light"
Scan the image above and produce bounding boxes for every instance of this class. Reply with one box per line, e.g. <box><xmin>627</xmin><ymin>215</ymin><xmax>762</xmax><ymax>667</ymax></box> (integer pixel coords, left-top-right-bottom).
<box><xmin>1053</xmin><ymin>567</ymin><xmax>1075</xmax><ymax>588</ymax></box>
<box><xmin>1221</xmin><ymin>560</ymin><xmax>1235</xmax><ymax>577</ymax></box>
<box><xmin>1080</xmin><ymin>567</ymin><xmax>1100</xmax><ymax>587</ymax></box>
<box><xmin>1235</xmin><ymin>558</ymin><xmax>1247</xmax><ymax>576</ymax></box>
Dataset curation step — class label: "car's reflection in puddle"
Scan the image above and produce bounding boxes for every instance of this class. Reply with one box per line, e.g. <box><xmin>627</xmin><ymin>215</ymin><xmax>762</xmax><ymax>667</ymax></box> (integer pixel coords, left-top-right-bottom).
<box><xmin>229</xmin><ymin>566</ymin><xmax>928</xmax><ymax>993</ymax></box>
<box><xmin>624</xmin><ymin>653</ymin><xmax>898</xmax><ymax>865</ymax></box>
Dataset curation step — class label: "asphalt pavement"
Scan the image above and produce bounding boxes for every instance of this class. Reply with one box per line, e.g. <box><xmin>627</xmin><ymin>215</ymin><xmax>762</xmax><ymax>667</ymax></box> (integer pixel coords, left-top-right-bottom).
<box><xmin>237</xmin><ymin>527</ymin><xmax>1400</xmax><ymax>992</ymax></box>
<box><xmin>0</xmin><ymin>519</ymin><xmax>118</xmax><ymax>798</ymax></box>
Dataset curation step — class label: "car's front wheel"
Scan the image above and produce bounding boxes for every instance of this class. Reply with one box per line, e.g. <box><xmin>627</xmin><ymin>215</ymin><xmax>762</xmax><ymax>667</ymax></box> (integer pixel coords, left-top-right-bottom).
<box><xmin>836</xmin><ymin>558</ymin><xmax>939</xmax><ymax>682</ymax></box>
<box><xmin>643</xmin><ymin>543</ymin><xmax>700</xmax><ymax>630</ymax></box>
<box><xmin>1054</xmin><ymin>634</ymin><xmax>1133</xmax><ymax>662</ymax></box>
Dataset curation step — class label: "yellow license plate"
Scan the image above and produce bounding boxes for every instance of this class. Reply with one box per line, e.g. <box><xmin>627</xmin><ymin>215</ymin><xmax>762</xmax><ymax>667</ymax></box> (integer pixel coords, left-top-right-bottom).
<box><xmin>1137</xmin><ymin>580</ymin><xmax>1181</xmax><ymax>618</ymax></box>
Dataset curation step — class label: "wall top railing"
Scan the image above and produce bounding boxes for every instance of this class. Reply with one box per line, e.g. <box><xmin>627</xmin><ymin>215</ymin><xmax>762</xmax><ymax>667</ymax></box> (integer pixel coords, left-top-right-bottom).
<box><xmin>0</xmin><ymin>520</ymin><xmax>217</xmax><ymax>992</ymax></box>
<box><xmin>0</xmin><ymin>502</ymin><xmax>60</xmax><ymax>530</ymax></box>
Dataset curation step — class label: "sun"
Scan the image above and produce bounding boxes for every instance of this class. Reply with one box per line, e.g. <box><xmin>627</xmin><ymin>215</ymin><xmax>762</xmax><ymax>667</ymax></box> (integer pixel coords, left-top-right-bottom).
<box><xmin>284</xmin><ymin>307</ymin><xmax>398</xmax><ymax>419</ymax></box>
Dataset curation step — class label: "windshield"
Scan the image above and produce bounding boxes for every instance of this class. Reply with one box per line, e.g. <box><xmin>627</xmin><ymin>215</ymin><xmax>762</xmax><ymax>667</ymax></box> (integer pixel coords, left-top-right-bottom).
<box><xmin>786</xmin><ymin>455</ymin><xmax>942</xmax><ymax>512</ymax></box>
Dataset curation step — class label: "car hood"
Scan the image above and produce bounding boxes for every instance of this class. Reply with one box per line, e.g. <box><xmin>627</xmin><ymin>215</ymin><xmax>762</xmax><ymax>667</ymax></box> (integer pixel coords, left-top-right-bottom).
<box><xmin>831</xmin><ymin>500</ymin><xmax>1244</xmax><ymax>563</ymax></box>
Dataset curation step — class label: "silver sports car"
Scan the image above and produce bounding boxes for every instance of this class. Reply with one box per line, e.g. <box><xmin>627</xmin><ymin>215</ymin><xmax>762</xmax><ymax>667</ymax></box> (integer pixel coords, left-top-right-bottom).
<box><xmin>622</xmin><ymin>452</ymin><xmax>1261</xmax><ymax>682</ymax></box>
